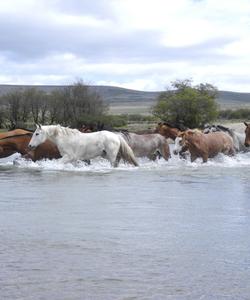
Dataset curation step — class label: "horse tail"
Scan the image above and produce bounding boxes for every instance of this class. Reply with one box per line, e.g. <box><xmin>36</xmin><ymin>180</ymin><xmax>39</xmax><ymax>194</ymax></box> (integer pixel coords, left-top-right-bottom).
<box><xmin>118</xmin><ymin>135</ymin><xmax>139</xmax><ymax>166</ymax></box>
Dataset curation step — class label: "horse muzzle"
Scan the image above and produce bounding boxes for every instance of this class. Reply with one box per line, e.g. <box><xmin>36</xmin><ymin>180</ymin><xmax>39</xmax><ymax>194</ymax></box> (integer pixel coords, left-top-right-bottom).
<box><xmin>28</xmin><ymin>144</ymin><xmax>36</xmax><ymax>150</ymax></box>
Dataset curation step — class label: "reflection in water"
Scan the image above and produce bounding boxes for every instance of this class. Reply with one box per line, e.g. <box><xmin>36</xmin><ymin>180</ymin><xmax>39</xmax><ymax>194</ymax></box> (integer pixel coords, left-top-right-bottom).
<box><xmin>1</xmin><ymin>153</ymin><xmax>250</xmax><ymax>299</ymax></box>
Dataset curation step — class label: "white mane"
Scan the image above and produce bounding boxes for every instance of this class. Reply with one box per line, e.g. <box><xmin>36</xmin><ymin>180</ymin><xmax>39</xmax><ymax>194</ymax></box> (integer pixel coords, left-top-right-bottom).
<box><xmin>43</xmin><ymin>125</ymin><xmax>80</xmax><ymax>137</ymax></box>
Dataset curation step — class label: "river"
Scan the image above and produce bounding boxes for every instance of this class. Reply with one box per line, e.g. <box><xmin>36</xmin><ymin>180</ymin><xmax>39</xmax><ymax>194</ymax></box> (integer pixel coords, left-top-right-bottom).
<box><xmin>1</xmin><ymin>151</ymin><xmax>250</xmax><ymax>299</ymax></box>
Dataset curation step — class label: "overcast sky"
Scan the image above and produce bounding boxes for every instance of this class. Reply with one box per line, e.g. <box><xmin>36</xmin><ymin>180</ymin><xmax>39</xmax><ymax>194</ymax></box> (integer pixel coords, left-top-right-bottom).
<box><xmin>0</xmin><ymin>0</ymin><xmax>250</xmax><ymax>92</ymax></box>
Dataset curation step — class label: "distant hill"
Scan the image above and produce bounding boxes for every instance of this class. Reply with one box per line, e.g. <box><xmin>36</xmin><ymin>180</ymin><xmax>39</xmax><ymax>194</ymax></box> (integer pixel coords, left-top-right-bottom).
<box><xmin>0</xmin><ymin>84</ymin><xmax>249</xmax><ymax>114</ymax></box>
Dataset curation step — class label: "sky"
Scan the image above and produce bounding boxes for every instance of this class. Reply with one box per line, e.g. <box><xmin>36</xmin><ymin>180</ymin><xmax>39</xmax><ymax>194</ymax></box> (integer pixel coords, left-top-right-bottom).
<box><xmin>0</xmin><ymin>0</ymin><xmax>250</xmax><ymax>92</ymax></box>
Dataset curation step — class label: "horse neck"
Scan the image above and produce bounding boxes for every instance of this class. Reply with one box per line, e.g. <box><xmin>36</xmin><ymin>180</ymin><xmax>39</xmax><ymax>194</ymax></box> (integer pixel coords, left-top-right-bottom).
<box><xmin>44</xmin><ymin>126</ymin><xmax>60</xmax><ymax>143</ymax></box>
<box><xmin>165</xmin><ymin>128</ymin><xmax>180</xmax><ymax>140</ymax></box>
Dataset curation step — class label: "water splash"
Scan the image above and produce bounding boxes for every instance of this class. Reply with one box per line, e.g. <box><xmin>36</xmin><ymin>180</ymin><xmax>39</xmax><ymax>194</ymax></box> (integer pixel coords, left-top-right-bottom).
<box><xmin>1</xmin><ymin>150</ymin><xmax>250</xmax><ymax>173</ymax></box>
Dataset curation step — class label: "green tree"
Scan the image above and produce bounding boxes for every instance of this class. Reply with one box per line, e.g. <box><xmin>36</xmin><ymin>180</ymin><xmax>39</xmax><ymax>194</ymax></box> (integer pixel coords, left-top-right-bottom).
<box><xmin>152</xmin><ymin>79</ymin><xmax>218</xmax><ymax>128</ymax></box>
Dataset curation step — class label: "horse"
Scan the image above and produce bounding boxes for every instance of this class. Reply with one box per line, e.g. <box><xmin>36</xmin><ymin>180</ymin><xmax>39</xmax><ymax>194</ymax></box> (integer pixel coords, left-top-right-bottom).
<box><xmin>0</xmin><ymin>129</ymin><xmax>33</xmax><ymax>158</ymax></box>
<box><xmin>173</xmin><ymin>130</ymin><xmax>235</xmax><ymax>163</ymax></box>
<box><xmin>0</xmin><ymin>133</ymin><xmax>61</xmax><ymax>161</ymax></box>
<box><xmin>204</xmin><ymin>124</ymin><xmax>248</xmax><ymax>152</ymax></box>
<box><xmin>119</xmin><ymin>132</ymin><xmax>170</xmax><ymax>160</ymax></box>
<box><xmin>155</xmin><ymin>122</ymin><xmax>187</xmax><ymax>141</ymax></box>
<box><xmin>0</xmin><ymin>128</ymin><xmax>32</xmax><ymax>139</ymax></box>
<box><xmin>244</xmin><ymin>122</ymin><xmax>250</xmax><ymax>147</ymax></box>
<box><xmin>28</xmin><ymin>124</ymin><xmax>139</xmax><ymax>167</ymax></box>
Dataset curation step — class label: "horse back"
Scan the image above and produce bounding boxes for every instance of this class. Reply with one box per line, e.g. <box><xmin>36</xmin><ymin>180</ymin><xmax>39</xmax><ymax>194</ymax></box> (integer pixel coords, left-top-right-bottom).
<box><xmin>203</xmin><ymin>132</ymin><xmax>234</xmax><ymax>155</ymax></box>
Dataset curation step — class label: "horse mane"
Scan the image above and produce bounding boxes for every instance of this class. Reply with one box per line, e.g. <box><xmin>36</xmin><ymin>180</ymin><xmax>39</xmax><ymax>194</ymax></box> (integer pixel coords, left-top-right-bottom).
<box><xmin>161</xmin><ymin>121</ymin><xmax>187</xmax><ymax>131</ymax></box>
<box><xmin>119</xmin><ymin>130</ymin><xmax>131</xmax><ymax>142</ymax></box>
<box><xmin>45</xmin><ymin>125</ymin><xmax>80</xmax><ymax>137</ymax></box>
<box><xmin>0</xmin><ymin>132</ymin><xmax>33</xmax><ymax>141</ymax></box>
<box><xmin>216</xmin><ymin>124</ymin><xmax>232</xmax><ymax>133</ymax></box>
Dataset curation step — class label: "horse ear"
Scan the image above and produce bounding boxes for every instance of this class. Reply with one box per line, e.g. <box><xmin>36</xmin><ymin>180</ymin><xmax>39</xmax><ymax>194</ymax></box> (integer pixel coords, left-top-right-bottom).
<box><xmin>244</xmin><ymin>122</ymin><xmax>248</xmax><ymax>127</ymax></box>
<box><xmin>36</xmin><ymin>123</ymin><xmax>42</xmax><ymax>129</ymax></box>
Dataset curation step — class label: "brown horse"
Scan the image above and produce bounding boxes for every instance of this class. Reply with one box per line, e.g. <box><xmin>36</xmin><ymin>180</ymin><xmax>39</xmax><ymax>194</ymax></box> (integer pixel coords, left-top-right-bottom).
<box><xmin>244</xmin><ymin>122</ymin><xmax>250</xmax><ymax>147</ymax></box>
<box><xmin>174</xmin><ymin>130</ymin><xmax>235</xmax><ymax>162</ymax></box>
<box><xmin>0</xmin><ymin>128</ymin><xmax>32</xmax><ymax>139</ymax></box>
<box><xmin>0</xmin><ymin>133</ymin><xmax>61</xmax><ymax>161</ymax></box>
<box><xmin>0</xmin><ymin>129</ymin><xmax>33</xmax><ymax>157</ymax></box>
<box><xmin>155</xmin><ymin>122</ymin><xmax>186</xmax><ymax>141</ymax></box>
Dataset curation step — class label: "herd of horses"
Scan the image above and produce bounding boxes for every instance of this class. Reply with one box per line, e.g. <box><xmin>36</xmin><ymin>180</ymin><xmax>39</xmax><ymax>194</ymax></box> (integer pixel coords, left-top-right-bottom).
<box><xmin>0</xmin><ymin>122</ymin><xmax>250</xmax><ymax>167</ymax></box>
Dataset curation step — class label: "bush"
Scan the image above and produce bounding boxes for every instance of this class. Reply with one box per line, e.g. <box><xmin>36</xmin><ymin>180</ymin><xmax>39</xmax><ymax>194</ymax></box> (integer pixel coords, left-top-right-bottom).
<box><xmin>152</xmin><ymin>79</ymin><xmax>218</xmax><ymax>128</ymax></box>
<box><xmin>219</xmin><ymin>108</ymin><xmax>250</xmax><ymax>120</ymax></box>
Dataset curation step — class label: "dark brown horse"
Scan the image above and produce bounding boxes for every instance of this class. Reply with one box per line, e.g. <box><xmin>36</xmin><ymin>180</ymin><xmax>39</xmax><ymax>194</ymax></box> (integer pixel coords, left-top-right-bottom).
<box><xmin>244</xmin><ymin>122</ymin><xmax>250</xmax><ymax>147</ymax></box>
<box><xmin>155</xmin><ymin>122</ymin><xmax>186</xmax><ymax>141</ymax></box>
<box><xmin>0</xmin><ymin>133</ymin><xmax>61</xmax><ymax>161</ymax></box>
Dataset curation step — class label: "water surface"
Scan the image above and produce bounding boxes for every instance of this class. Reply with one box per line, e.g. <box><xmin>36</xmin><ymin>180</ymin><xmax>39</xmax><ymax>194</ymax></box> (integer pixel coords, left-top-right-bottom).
<box><xmin>1</xmin><ymin>152</ymin><xmax>250</xmax><ymax>299</ymax></box>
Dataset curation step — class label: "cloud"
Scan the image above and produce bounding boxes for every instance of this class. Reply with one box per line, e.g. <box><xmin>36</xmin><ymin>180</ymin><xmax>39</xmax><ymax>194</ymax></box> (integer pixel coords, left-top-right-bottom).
<box><xmin>0</xmin><ymin>0</ymin><xmax>250</xmax><ymax>91</ymax></box>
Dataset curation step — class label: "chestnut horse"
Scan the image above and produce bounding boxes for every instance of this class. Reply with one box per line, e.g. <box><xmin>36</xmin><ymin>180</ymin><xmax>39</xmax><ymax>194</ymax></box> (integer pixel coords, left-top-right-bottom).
<box><xmin>0</xmin><ymin>129</ymin><xmax>33</xmax><ymax>158</ymax></box>
<box><xmin>155</xmin><ymin>122</ymin><xmax>187</xmax><ymax>141</ymax></box>
<box><xmin>0</xmin><ymin>128</ymin><xmax>32</xmax><ymax>139</ymax></box>
<box><xmin>174</xmin><ymin>130</ymin><xmax>235</xmax><ymax>163</ymax></box>
<box><xmin>204</xmin><ymin>124</ymin><xmax>248</xmax><ymax>152</ymax></box>
<box><xmin>0</xmin><ymin>133</ymin><xmax>61</xmax><ymax>161</ymax></box>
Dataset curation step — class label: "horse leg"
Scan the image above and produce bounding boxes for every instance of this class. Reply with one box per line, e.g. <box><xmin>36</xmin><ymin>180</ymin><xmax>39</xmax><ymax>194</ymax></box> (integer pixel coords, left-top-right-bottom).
<box><xmin>105</xmin><ymin>150</ymin><xmax>119</xmax><ymax>167</ymax></box>
<box><xmin>190</xmin><ymin>153</ymin><xmax>198</xmax><ymax>162</ymax></box>
<box><xmin>114</xmin><ymin>152</ymin><xmax>122</xmax><ymax>166</ymax></box>
<box><xmin>60</xmin><ymin>154</ymin><xmax>74</xmax><ymax>164</ymax></box>
<box><xmin>147</xmin><ymin>153</ymin><xmax>157</xmax><ymax>161</ymax></box>
<box><xmin>202</xmin><ymin>154</ymin><xmax>208</xmax><ymax>163</ymax></box>
<box><xmin>160</xmin><ymin>143</ymin><xmax>171</xmax><ymax>161</ymax></box>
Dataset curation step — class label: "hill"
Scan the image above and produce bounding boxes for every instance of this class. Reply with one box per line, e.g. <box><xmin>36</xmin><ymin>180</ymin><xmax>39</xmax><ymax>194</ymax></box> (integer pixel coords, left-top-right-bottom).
<box><xmin>0</xmin><ymin>84</ymin><xmax>249</xmax><ymax>114</ymax></box>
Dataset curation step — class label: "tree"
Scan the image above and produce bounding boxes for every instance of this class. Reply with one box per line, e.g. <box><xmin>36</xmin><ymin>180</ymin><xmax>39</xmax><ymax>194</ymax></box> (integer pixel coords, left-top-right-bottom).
<box><xmin>23</xmin><ymin>88</ymin><xmax>49</xmax><ymax>124</ymax></box>
<box><xmin>152</xmin><ymin>79</ymin><xmax>218</xmax><ymax>128</ymax></box>
<box><xmin>2</xmin><ymin>90</ymin><xmax>23</xmax><ymax>128</ymax></box>
<box><xmin>47</xmin><ymin>80</ymin><xmax>108</xmax><ymax>127</ymax></box>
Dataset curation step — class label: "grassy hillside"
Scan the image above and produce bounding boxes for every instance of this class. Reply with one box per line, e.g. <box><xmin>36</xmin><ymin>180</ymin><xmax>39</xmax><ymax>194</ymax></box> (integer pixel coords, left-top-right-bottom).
<box><xmin>0</xmin><ymin>84</ymin><xmax>250</xmax><ymax>114</ymax></box>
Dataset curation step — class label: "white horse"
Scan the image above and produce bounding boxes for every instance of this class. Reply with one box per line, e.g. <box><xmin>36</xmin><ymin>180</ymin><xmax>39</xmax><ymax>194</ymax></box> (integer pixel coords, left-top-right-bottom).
<box><xmin>28</xmin><ymin>125</ymin><xmax>138</xmax><ymax>167</ymax></box>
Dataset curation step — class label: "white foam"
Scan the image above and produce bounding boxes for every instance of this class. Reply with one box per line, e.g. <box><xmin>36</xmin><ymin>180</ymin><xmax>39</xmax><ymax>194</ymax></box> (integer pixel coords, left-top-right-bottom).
<box><xmin>1</xmin><ymin>149</ymin><xmax>250</xmax><ymax>173</ymax></box>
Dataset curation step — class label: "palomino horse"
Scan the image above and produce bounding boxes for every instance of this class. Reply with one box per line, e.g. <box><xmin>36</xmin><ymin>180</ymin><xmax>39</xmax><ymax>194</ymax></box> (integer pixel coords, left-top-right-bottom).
<box><xmin>28</xmin><ymin>125</ymin><xmax>138</xmax><ymax>167</ymax></box>
<box><xmin>155</xmin><ymin>122</ymin><xmax>187</xmax><ymax>141</ymax></box>
<box><xmin>119</xmin><ymin>132</ymin><xmax>170</xmax><ymax>160</ymax></box>
<box><xmin>244</xmin><ymin>122</ymin><xmax>250</xmax><ymax>147</ymax></box>
<box><xmin>174</xmin><ymin>130</ymin><xmax>235</xmax><ymax>162</ymax></box>
<box><xmin>204</xmin><ymin>124</ymin><xmax>248</xmax><ymax>152</ymax></box>
<box><xmin>0</xmin><ymin>133</ymin><xmax>61</xmax><ymax>161</ymax></box>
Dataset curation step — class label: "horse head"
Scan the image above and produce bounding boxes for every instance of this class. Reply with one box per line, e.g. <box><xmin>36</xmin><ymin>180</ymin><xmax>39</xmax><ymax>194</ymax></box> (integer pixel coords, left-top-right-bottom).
<box><xmin>173</xmin><ymin>130</ymin><xmax>198</xmax><ymax>155</ymax></box>
<box><xmin>155</xmin><ymin>122</ymin><xmax>181</xmax><ymax>140</ymax></box>
<box><xmin>28</xmin><ymin>124</ymin><xmax>47</xmax><ymax>150</ymax></box>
